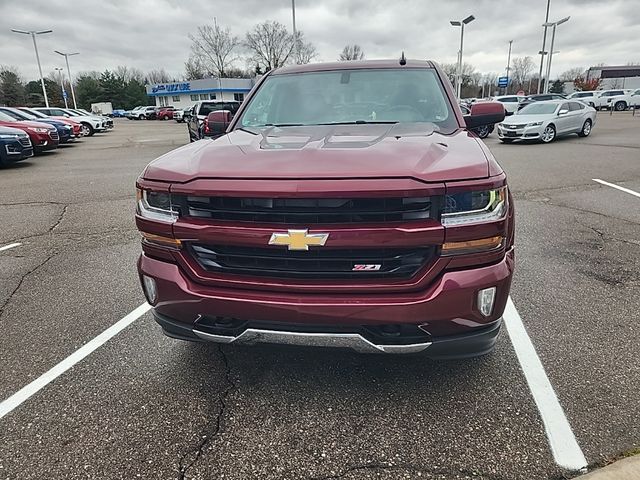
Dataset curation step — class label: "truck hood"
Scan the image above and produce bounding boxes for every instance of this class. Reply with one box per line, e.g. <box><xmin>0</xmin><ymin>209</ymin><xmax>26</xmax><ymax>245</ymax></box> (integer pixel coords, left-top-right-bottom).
<box><xmin>143</xmin><ymin>124</ymin><xmax>490</xmax><ymax>184</ymax></box>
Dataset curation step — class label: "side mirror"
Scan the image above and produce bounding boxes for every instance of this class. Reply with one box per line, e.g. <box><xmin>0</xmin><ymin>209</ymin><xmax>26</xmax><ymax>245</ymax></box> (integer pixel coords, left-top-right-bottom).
<box><xmin>205</xmin><ymin>110</ymin><xmax>232</xmax><ymax>136</ymax></box>
<box><xmin>558</xmin><ymin>109</ymin><xmax>569</xmax><ymax>116</ymax></box>
<box><xmin>464</xmin><ymin>102</ymin><xmax>505</xmax><ymax>130</ymax></box>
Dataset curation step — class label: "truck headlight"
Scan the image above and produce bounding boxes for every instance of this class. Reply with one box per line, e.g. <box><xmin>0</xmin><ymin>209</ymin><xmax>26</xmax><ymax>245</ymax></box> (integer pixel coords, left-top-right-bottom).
<box><xmin>442</xmin><ymin>187</ymin><xmax>507</xmax><ymax>226</ymax></box>
<box><xmin>136</xmin><ymin>188</ymin><xmax>179</xmax><ymax>223</ymax></box>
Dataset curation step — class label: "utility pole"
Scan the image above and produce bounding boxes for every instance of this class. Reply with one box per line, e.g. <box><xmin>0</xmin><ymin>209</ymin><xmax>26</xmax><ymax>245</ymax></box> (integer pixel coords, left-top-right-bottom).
<box><xmin>291</xmin><ymin>0</ymin><xmax>299</xmax><ymax>64</ymax></box>
<box><xmin>505</xmin><ymin>40</ymin><xmax>513</xmax><ymax>94</ymax></box>
<box><xmin>543</xmin><ymin>17</ymin><xmax>570</xmax><ymax>94</ymax></box>
<box><xmin>55</xmin><ymin>50</ymin><xmax>79</xmax><ymax>109</ymax></box>
<box><xmin>11</xmin><ymin>29</ymin><xmax>53</xmax><ymax>107</ymax></box>
<box><xmin>450</xmin><ymin>15</ymin><xmax>475</xmax><ymax>100</ymax></box>
<box><xmin>537</xmin><ymin>0</ymin><xmax>551</xmax><ymax>93</ymax></box>
<box><xmin>55</xmin><ymin>67</ymin><xmax>68</xmax><ymax>108</ymax></box>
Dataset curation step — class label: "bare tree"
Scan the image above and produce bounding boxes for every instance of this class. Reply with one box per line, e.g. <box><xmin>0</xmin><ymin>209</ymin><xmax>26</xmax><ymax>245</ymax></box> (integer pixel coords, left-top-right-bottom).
<box><xmin>245</xmin><ymin>21</ymin><xmax>296</xmax><ymax>71</ymax></box>
<box><xmin>295</xmin><ymin>36</ymin><xmax>318</xmax><ymax>65</ymax></box>
<box><xmin>559</xmin><ymin>67</ymin><xmax>584</xmax><ymax>82</ymax></box>
<box><xmin>339</xmin><ymin>45</ymin><xmax>365</xmax><ymax>61</ymax></box>
<box><xmin>115</xmin><ymin>65</ymin><xmax>144</xmax><ymax>83</ymax></box>
<box><xmin>189</xmin><ymin>21</ymin><xmax>240</xmax><ymax>77</ymax></box>
<box><xmin>184</xmin><ymin>54</ymin><xmax>207</xmax><ymax>80</ymax></box>
<box><xmin>511</xmin><ymin>56</ymin><xmax>535</xmax><ymax>89</ymax></box>
<box><xmin>146</xmin><ymin>68</ymin><xmax>171</xmax><ymax>84</ymax></box>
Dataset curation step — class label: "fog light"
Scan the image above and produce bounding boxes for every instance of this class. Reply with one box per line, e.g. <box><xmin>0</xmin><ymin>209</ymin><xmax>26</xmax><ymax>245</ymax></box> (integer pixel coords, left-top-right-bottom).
<box><xmin>142</xmin><ymin>275</ymin><xmax>158</xmax><ymax>305</ymax></box>
<box><xmin>477</xmin><ymin>287</ymin><xmax>496</xmax><ymax>317</ymax></box>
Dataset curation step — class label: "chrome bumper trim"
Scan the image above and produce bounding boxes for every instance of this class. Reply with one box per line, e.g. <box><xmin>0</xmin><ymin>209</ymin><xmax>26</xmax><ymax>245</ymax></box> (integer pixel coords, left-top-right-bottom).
<box><xmin>192</xmin><ymin>327</ymin><xmax>432</xmax><ymax>354</ymax></box>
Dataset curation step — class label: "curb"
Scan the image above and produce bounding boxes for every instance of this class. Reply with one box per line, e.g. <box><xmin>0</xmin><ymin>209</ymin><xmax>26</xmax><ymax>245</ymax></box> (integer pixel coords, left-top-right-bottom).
<box><xmin>575</xmin><ymin>455</ymin><xmax>640</xmax><ymax>479</ymax></box>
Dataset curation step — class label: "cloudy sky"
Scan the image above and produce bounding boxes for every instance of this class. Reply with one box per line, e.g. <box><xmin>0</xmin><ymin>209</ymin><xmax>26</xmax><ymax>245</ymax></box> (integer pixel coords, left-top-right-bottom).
<box><xmin>2</xmin><ymin>0</ymin><xmax>639</xmax><ymax>82</ymax></box>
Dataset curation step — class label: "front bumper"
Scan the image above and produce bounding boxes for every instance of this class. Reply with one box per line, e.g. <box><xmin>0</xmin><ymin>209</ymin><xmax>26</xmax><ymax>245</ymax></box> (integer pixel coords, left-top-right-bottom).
<box><xmin>497</xmin><ymin>123</ymin><xmax>543</xmax><ymax>141</ymax></box>
<box><xmin>138</xmin><ymin>249</ymin><xmax>513</xmax><ymax>356</ymax></box>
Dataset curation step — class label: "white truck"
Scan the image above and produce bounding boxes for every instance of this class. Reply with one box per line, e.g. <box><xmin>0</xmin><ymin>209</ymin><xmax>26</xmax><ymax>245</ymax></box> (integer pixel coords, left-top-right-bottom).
<box><xmin>91</xmin><ymin>102</ymin><xmax>113</xmax><ymax>116</ymax></box>
<box><xmin>590</xmin><ymin>89</ymin><xmax>632</xmax><ymax>110</ymax></box>
<box><xmin>606</xmin><ymin>88</ymin><xmax>640</xmax><ymax>111</ymax></box>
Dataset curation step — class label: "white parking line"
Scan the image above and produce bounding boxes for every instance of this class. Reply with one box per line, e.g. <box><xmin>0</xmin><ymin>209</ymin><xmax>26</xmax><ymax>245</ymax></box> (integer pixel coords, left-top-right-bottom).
<box><xmin>0</xmin><ymin>242</ymin><xmax>22</xmax><ymax>253</ymax></box>
<box><xmin>503</xmin><ymin>297</ymin><xmax>587</xmax><ymax>471</ymax></box>
<box><xmin>0</xmin><ymin>303</ymin><xmax>151</xmax><ymax>420</ymax></box>
<box><xmin>593</xmin><ymin>178</ymin><xmax>640</xmax><ymax>198</ymax></box>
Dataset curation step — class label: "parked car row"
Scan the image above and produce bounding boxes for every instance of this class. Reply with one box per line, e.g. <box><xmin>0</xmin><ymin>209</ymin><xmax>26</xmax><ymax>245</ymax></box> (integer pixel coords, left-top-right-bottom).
<box><xmin>0</xmin><ymin>106</ymin><xmax>113</xmax><ymax>167</ymax></box>
<box><xmin>124</xmin><ymin>105</ymin><xmax>185</xmax><ymax>121</ymax></box>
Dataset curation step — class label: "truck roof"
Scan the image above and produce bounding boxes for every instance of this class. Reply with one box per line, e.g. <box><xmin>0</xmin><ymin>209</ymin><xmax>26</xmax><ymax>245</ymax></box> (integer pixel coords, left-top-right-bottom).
<box><xmin>272</xmin><ymin>59</ymin><xmax>436</xmax><ymax>75</ymax></box>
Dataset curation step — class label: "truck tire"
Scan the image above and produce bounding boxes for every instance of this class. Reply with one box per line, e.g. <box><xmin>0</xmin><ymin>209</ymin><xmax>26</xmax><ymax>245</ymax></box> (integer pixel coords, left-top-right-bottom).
<box><xmin>614</xmin><ymin>101</ymin><xmax>627</xmax><ymax>111</ymax></box>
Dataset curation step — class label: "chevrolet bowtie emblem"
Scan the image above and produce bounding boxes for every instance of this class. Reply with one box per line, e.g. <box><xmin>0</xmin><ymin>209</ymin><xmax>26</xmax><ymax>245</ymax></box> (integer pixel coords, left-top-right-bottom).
<box><xmin>268</xmin><ymin>229</ymin><xmax>329</xmax><ymax>251</ymax></box>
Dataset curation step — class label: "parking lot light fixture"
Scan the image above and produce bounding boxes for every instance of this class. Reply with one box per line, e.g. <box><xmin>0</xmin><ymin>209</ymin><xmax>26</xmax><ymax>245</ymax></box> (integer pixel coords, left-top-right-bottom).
<box><xmin>11</xmin><ymin>29</ymin><xmax>53</xmax><ymax>108</ymax></box>
<box><xmin>543</xmin><ymin>16</ymin><xmax>570</xmax><ymax>94</ymax></box>
<box><xmin>450</xmin><ymin>15</ymin><xmax>475</xmax><ymax>100</ymax></box>
<box><xmin>55</xmin><ymin>50</ymin><xmax>79</xmax><ymax>109</ymax></box>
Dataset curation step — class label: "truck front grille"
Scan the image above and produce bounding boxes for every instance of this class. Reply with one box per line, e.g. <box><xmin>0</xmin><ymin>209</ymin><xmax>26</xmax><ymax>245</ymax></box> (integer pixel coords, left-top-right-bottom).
<box><xmin>189</xmin><ymin>244</ymin><xmax>434</xmax><ymax>279</ymax></box>
<box><xmin>49</xmin><ymin>131</ymin><xmax>59</xmax><ymax>141</ymax></box>
<box><xmin>184</xmin><ymin>197</ymin><xmax>432</xmax><ymax>224</ymax></box>
<box><xmin>19</xmin><ymin>136</ymin><xmax>31</xmax><ymax>147</ymax></box>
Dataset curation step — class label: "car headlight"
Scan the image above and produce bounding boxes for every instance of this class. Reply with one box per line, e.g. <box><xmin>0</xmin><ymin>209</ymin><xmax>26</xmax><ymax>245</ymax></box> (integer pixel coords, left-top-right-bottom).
<box><xmin>33</xmin><ymin>128</ymin><xmax>50</xmax><ymax>133</ymax></box>
<box><xmin>526</xmin><ymin>121</ymin><xmax>543</xmax><ymax>127</ymax></box>
<box><xmin>0</xmin><ymin>134</ymin><xmax>18</xmax><ymax>139</ymax></box>
<box><xmin>136</xmin><ymin>188</ymin><xmax>179</xmax><ymax>223</ymax></box>
<box><xmin>442</xmin><ymin>187</ymin><xmax>507</xmax><ymax>226</ymax></box>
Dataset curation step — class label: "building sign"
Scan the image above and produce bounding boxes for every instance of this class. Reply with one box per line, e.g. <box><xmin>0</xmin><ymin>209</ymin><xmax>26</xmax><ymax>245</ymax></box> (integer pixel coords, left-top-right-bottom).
<box><xmin>151</xmin><ymin>82</ymin><xmax>191</xmax><ymax>94</ymax></box>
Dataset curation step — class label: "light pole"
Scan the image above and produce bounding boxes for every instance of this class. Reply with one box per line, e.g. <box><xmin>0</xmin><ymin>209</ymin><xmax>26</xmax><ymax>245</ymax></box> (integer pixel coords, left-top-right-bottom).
<box><xmin>505</xmin><ymin>40</ymin><xmax>513</xmax><ymax>94</ymax></box>
<box><xmin>450</xmin><ymin>15</ymin><xmax>475</xmax><ymax>100</ymax></box>
<box><xmin>537</xmin><ymin>0</ymin><xmax>551</xmax><ymax>93</ymax></box>
<box><xmin>543</xmin><ymin>16</ymin><xmax>570</xmax><ymax>93</ymax></box>
<box><xmin>55</xmin><ymin>67</ymin><xmax>68</xmax><ymax>108</ymax></box>
<box><xmin>54</xmin><ymin>50</ymin><xmax>79</xmax><ymax>109</ymax></box>
<box><xmin>291</xmin><ymin>0</ymin><xmax>299</xmax><ymax>64</ymax></box>
<box><xmin>11</xmin><ymin>29</ymin><xmax>53</xmax><ymax>107</ymax></box>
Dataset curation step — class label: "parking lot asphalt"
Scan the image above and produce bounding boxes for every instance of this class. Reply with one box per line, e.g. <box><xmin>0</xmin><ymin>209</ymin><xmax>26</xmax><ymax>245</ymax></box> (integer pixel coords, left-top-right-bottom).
<box><xmin>0</xmin><ymin>115</ymin><xmax>638</xmax><ymax>479</ymax></box>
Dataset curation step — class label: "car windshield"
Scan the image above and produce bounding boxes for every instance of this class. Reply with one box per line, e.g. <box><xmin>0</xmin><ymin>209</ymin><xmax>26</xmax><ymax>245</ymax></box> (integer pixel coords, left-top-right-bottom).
<box><xmin>0</xmin><ymin>109</ymin><xmax>26</xmax><ymax>121</ymax></box>
<box><xmin>517</xmin><ymin>103</ymin><xmax>558</xmax><ymax>115</ymax></box>
<box><xmin>238</xmin><ymin>68</ymin><xmax>457</xmax><ymax>132</ymax></box>
<box><xmin>0</xmin><ymin>111</ymin><xmax>20</xmax><ymax>121</ymax></box>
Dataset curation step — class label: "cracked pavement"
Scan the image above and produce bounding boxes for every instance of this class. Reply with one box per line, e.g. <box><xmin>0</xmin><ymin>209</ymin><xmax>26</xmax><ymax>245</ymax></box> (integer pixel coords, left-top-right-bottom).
<box><xmin>0</xmin><ymin>115</ymin><xmax>638</xmax><ymax>479</ymax></box>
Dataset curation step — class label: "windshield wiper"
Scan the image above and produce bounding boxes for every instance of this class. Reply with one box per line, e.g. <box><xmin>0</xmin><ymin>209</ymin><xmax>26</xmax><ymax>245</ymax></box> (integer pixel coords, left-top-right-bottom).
<box><xmin>262</xmin><ymin>123</ymin><xmax>305</xmax><ymax>127</ymax></box>
<box><xmin>317</xmin><ymin>120</ymin><xmax>398</xmax><ymax>125</ymax></box>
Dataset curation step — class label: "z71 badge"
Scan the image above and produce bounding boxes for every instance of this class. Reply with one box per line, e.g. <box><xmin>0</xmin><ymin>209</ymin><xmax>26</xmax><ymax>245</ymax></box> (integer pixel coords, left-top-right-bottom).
<box><xmin>352</xmin><ymin>264</ymin><xmax>382</xmax><ymax>271</ymax></box>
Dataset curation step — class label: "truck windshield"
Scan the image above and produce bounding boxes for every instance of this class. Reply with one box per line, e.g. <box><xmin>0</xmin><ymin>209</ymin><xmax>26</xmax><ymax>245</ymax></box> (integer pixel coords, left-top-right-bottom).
<box><xmin>238</xmin><ymin>68</ymin><xmax>457</xmax><ymax>132</ymax></box>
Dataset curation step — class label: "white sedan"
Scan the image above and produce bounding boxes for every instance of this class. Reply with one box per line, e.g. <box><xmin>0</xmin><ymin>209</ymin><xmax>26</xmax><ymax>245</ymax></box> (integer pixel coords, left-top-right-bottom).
<box><xmin>496</xmin><ymin>100</ymin><xmax>596</xmax><ymax>144</ymax></box>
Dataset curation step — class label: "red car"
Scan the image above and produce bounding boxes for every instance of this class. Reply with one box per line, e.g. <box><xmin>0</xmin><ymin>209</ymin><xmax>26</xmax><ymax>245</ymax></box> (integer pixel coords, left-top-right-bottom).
<box><xmin>0</xmin><ymin>111</ymin><xmax>59</xmax><ymax>154</ymax></box>
<box><xmin>18</xmin><ymin>107</ymin><xmax>83</xmax><ymax>138</ymax></box>
<box><xmin>156</xmin><ymin>107</ymin><xmax>176</xmax><ymax>120</ymax></box>
<box><xmin>136</xmin><ymin>59</ymin><xmax>512</xmax><ymax>358</ymax></box>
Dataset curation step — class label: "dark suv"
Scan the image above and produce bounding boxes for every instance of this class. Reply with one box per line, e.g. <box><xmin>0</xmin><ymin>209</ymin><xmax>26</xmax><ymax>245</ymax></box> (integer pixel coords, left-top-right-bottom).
<box><xmin>186</xmin><ymin>101</ymin><xmax>241</xmax><ymax>141</ymax></box>
<box><xmin>136</xmin><ymin>59</ymin><xmax>512</xmax><ymax>358</ymax></box>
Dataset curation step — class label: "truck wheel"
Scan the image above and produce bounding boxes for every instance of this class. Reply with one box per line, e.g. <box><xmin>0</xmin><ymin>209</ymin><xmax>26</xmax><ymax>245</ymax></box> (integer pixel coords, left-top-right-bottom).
<box><xmin>541</xmin><ymin>124</ymin><xmax>556</xmax><ymax>143</ymax></box>
<box><xmin>614</xmin><ymin>101</ymin><xmax>627</xmax><ymax>111</ymax></box>
<box><xmin>81</xmin><ymin>123</ymin><xmax>94</xmax><ymax>137</ymax></box>
<box><xmin>578</xmin><ymin>119</ymin><xmax>592</xmax><ymax>137</ymax></box>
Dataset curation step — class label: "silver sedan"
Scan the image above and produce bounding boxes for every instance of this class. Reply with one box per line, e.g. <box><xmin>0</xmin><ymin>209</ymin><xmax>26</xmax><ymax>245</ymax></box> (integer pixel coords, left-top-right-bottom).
<box><xmin>496</xmin><ymin>100</ymin><xmax>596</xmax><ymax>144</ymax></box>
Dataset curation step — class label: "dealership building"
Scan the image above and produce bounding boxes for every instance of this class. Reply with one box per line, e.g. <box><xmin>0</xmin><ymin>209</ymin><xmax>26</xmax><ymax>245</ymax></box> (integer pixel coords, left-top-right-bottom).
<box><xmin>145</xmin><ymin>77</ymin><xmax>256</xmax><ymax>108</ymax></box>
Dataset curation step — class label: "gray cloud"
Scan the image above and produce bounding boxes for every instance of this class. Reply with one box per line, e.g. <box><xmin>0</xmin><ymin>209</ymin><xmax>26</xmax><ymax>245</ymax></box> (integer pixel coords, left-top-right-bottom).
<box><xmin>1</xmin><ymin>0</ymin><xmax>639</xmax><ymax>83</ymax></box>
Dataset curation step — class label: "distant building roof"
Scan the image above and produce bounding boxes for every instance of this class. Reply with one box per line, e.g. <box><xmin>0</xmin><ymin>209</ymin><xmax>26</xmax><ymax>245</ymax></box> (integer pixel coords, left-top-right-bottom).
<box><xmin>588</xmin><ymin>65</ymin><xmax>640</xmax><ymax>79</ymax></box>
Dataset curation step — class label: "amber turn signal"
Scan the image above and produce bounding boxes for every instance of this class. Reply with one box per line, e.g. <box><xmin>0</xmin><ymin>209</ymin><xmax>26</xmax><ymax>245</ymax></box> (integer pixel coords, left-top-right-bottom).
<box><xmin>441</xmin><ymin>236</ymin><xmax>503</xmax><ymax>255</ymax></box>
<box><xmin>142</xmin><ymin>232</ymin><xmax>182</xmax><ymax>249</ymax></box>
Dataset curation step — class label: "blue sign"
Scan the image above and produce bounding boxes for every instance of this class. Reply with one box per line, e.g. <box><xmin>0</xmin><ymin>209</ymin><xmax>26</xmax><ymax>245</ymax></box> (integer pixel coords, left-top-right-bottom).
<box><xmin>151</xmin><ymin>82</ymin><xmax>191</xmax><ymax>94</ymax></box>
<box><xmin>62</xmin><ymin>90</ymin><xmax>68</xmax><ymax>99</ymax></box>
<box><xmin>498</xmin><ymin>76</ymin><xmax>509</xmax><ymax>87</ymax></box>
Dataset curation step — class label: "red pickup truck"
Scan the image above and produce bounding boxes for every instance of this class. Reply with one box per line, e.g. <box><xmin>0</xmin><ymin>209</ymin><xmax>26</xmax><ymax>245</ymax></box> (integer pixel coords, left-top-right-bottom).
<box><xmin>136</xmin><ymin>59</ymin><xmax>512</xmax><ymax>358</ymax></box>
